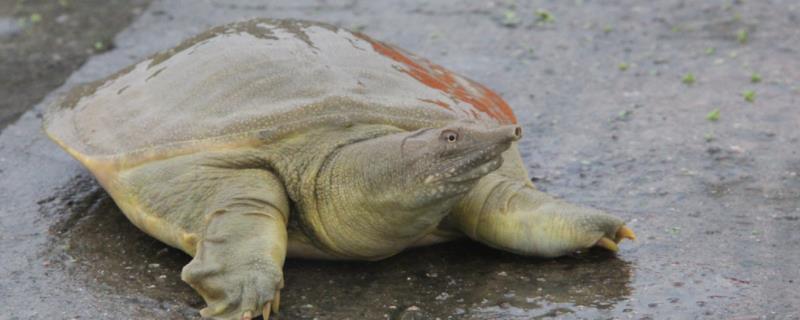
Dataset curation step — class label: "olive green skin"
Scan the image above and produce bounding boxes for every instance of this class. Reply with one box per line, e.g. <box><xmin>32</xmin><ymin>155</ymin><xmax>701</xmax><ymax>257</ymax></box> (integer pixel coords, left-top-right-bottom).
<box><xmin>44</xmin><ymin>19</ymin><xmax>632</xmax><ymax>320</ymax></box>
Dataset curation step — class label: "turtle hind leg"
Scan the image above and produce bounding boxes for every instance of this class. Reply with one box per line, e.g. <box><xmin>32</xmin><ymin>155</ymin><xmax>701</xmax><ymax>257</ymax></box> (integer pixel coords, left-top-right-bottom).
<box><xmin>448</xmin><ymin>146</ymin><xmax>635</xmax><ymax>257</ymax></box>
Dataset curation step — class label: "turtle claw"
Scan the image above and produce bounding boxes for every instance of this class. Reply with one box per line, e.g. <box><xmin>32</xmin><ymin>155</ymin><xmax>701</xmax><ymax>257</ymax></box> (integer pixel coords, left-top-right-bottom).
<box><xmin>594</xmin><ymin>236</ymin><xmax>619</xmax><ymax>252</ymax></box>
<box><xmin>615</xmin><ymin>225</ymin><xmax>637</xmax><ymax>243</ymax></box>
<box><xmin>262</xmin><ymin>301</ymin><xmax>271</xmax><ymax>320</ymax></box>
<box><xmin>595</xmin><ymin>225</ymin><xmax>636</xmax><ymax>252</ymax></box>
<box><xmin>273</xmin><ymin>289</ymin><xmax>281</xmax><ymax>313</ymax></box>
<box><xmin>242</xmin><ymin>310</ymin><xmax>253</xmax><ymax>320</ymax></box>
<box><xmin>260</xmin><ymin>278</ymin><xmax>282</xmax><ymax>319</ymax></box>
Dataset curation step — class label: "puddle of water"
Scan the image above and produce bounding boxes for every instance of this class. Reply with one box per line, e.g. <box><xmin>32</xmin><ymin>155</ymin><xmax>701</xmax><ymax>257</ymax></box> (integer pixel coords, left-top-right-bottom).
<box><xmin>41</xmin><ymin>175</ymin><xmax>201</xmax><ymax>312</ymax></box>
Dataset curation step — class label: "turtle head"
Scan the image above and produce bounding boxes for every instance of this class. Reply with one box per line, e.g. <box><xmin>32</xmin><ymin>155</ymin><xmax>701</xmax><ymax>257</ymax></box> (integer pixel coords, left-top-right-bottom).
<box><xmin>311</xmin><ymin>121</ymin><xmax>522</xmax><ymax>258</ymax></box>
<box><xmin>397</xmin><ymin>121</ymin><xmax>522</xmax><ymax>206</ymax></box>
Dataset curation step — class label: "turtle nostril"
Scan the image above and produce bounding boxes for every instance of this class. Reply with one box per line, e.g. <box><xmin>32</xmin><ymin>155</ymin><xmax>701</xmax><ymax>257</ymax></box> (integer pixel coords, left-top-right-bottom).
<box><xmin>513</xmin><ymin>126</ymin><xmax>522</xmax><ymax>140</ymax></box>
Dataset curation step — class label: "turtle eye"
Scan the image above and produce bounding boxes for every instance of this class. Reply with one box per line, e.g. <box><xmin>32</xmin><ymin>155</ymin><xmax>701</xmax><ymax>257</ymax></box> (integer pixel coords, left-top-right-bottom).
<box><xmin>442</xmin><ymin>130</ymin><xmax>459</xmax><ymax>142</ymax></box>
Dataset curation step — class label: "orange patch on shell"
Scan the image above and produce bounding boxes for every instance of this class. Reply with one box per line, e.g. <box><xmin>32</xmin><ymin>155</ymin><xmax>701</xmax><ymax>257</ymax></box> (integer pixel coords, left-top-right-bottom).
<box><xmin>361</xmin><ymin>36</ymin><xmax>517</xmax><ymax>124</ymax></box>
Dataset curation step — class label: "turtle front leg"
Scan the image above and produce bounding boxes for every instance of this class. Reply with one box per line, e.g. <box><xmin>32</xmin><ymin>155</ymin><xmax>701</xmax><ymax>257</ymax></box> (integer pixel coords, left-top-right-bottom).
<box><xmin>116</xmin><ymin>155</ymin><xmax>291</xmax><ymax>320</ymax></box>
<box><xmin>182</xmin><ymin>205</ymin><xmax>287</xmax><ymax>320</ymax></box>
<box><xmin>449</xmin><ymin>147</ymin><xmax>636</xmax><ymax>257</ymax></box>
<box><xmin>179</xmin><ymin>169</ymin><xmax>289</xmax><ymax>320</ymax></box>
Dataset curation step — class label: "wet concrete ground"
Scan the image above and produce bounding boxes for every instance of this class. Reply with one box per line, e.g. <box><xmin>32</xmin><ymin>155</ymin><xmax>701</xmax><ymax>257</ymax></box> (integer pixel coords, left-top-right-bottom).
<box><xmin>0</xmin><ymin>0</ymin><xmax>150</xmax><ymax>130</ymax></box>
<box><xmin>1</xmin><ymin>0</ymin><xmax>799</xmax><ymax>319</ymax></box>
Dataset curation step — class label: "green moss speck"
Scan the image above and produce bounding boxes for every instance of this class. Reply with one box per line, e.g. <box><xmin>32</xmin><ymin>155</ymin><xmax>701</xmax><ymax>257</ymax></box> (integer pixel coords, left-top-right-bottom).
<box><xmin>502</xmin><ymin>10</ymin><xmax>521</xmax><ymax>27</ymax></box>
<box><xmin>351</xmin><ymin>24</ymin><xmax>367</xmax><ymax>33</ymax></box>
<box><xmin>743</xmin><ymin>90</ymin><xmax>756</xmax><ymax>102</ymax></box>
<box><xmin>30</xmin><ymin>13</ymin><xmax>42</xmax><ymax>23</ymax></box>
<box><xmin>706</xmin><ymin>108</ymin><xmax>720</xmax><ymax>122</ymax></box>
<box><xmin>682</xmin><ymin>73</ymin><xmax>696</xmax><ymax>85</ymax></box>
<box><xmin>535</xmin><ymin>9</ymin><xmax>555</xmax><ymax>23</ymax></box>
<box><xmin>737</xmin><ymin>29</ymin><xmax>749</xmax><ymax>44</ymax></box>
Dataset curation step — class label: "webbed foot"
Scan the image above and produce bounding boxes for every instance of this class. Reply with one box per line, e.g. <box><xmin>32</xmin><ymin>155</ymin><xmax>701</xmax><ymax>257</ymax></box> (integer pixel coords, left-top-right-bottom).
<box><xmin>182</xmin><ymin>256</ymin><xmax>283</xmax><ymax>320</ymax></box>
<box><xmin>503</xmin><ymin>199</ymin><xmax>635</xmax><ymax>257</ymax></box>
<box><xmin>453</xmin><ymin>173</ymin><xmax>638</xmax><ymax>257</ymax></box>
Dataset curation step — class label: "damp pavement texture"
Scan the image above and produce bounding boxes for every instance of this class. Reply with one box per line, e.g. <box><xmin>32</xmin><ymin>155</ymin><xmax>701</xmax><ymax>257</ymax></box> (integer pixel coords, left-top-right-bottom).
<box><xmin>0</xmin><ymin>0</ymin><xmax>151</xmax><ymax>130</ymax></box>
<box><xmin>1</xmin><ymin>0</ymin><xmax>799</xmax><ymax>319</ymax></box>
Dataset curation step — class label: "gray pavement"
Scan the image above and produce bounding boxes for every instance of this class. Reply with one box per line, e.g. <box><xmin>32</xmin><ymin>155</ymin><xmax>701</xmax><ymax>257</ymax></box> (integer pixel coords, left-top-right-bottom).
<box><xmin>0</xmin><ymin>0</ymin><xmax>150</xmax><ymax>130</ymax></box>
<box><xmin>1</xmin><ymin>0</ymin><xmax>799</xmax><ymax>319</ymax></box>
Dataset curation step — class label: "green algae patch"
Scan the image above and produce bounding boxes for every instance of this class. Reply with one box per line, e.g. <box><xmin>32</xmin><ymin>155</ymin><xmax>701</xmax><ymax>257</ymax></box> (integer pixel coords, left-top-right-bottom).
<box><xmin>706</xmin><ymin>109</ymin><xmax>720</xmax><ymax>122</ymax></box>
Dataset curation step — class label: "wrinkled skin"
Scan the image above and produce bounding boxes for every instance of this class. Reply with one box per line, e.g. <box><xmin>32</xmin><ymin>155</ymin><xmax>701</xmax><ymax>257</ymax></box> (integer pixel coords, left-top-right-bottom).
<box><xmin>43</xmin><ymin>19</ymin><xmax>636</xmax><ymax>320</ymax></box>
<box><xmin>300</xmin><ymin>122</ymin><xmax>521</xmax><ymax>260</ymax></box>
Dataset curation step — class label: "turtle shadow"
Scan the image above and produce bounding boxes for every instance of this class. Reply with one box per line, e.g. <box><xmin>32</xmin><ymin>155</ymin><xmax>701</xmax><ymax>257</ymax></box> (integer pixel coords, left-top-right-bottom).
<box><xmin>39</xmin><ymin>173</ymin><xmax>633</xmax><ymax>319</ymax></box>
<box><xmin>39</xmin><ymin>173</ymin><xmax>201</xmax><ymax>317</ymax></box>
<box><xmin>283</xmin><ymin>241</ymin><xmax>633</xmax><ymax>319</ymax></box>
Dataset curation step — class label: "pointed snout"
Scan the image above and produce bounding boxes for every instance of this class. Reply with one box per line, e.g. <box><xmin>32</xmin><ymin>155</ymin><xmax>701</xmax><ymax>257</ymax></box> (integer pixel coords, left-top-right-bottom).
<box><xmin>511</xmin><ymin>125</ymin><xmax>522</xmax><ymax>141</ymax></box>
<box><xmin>492</xmin><ymin>125</ymin><xmax>523</xmax><ymax>142</ymax></box>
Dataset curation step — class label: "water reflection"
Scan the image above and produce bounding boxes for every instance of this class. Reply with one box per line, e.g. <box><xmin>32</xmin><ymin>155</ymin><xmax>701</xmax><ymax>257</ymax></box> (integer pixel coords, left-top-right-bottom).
<box><xmin>285</xmin><ymin>241</ymin><xmax>632</xmax><ymax>319</ymax></box>
<box><xmin>42</xmin><ymin>175</ymin><xmax>201</xmax><ymax>312</ymax></box>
